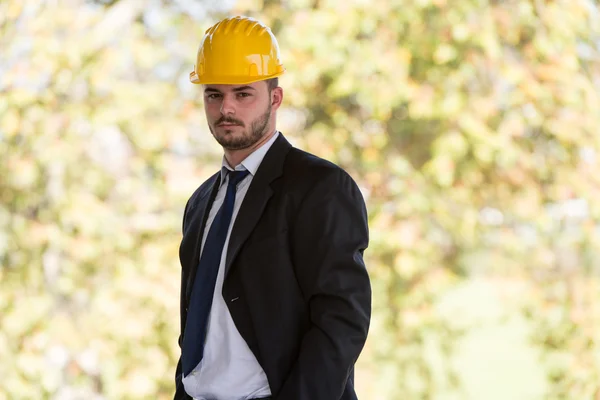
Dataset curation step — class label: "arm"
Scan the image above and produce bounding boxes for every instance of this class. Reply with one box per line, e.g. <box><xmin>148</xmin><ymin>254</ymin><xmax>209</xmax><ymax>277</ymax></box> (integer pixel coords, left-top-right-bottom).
<box><xmin>174</xmin><ymin>200</ymin><xmax>193</xmax><ymax>400</ymax></box>
<box><xmin>174</xmin><ymin>312</ymin><xmax>192</xmax><ymax>400</ymax></box>
<box><xmin>276</xmin><ymin>169</ymin><xmax>371</xmax><ymax>400</ymax></box>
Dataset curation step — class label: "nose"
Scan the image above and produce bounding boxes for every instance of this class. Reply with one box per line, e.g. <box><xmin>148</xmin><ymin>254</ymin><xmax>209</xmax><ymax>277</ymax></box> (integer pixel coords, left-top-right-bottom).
<box><xmin>220</xmin><ymin>95</ymin><xmax>236</xmax><ymax>115</ymax></box>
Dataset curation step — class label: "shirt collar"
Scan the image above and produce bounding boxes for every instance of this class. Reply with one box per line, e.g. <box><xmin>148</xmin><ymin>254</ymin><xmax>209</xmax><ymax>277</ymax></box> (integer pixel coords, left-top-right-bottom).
<box><xmin>220</xmin><ymin>130</ymin><xmax>280</xmax><ymax>185</ymax></box>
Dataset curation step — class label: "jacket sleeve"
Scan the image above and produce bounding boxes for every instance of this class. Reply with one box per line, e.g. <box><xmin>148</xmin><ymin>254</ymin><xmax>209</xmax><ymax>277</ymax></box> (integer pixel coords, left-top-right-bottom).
<box><xmin>174</xmin><ymin>199</ymin><xmax>193</xmax><ymax>400</ymax></box>
<box><xmin>275</xmin><ymin>168</ymin><xmax>371</xmax><ymax>400</ymax></box>
<box><xmin>174</xmin><ymin>319</ymin><xmax>192</xmax><ymax>400</ymax></box>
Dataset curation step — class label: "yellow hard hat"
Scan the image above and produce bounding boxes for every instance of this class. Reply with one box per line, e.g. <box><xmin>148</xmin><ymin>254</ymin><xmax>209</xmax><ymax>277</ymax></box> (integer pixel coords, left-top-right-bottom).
<box><xmin>190</xmin><ymin>16</ymin><xmax>285</xmax><ymax>85</ymax></box>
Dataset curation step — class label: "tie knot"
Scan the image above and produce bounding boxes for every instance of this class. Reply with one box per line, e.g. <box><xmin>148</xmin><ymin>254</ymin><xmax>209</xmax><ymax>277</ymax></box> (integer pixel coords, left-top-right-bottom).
<box><xmin>227</xmin><ymin>169</ymin><xmax>250</xmax><ymax>187</ymax></box>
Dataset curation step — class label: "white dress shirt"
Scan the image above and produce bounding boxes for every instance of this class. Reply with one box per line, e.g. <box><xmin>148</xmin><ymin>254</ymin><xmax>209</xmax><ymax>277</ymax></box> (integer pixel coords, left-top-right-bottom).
<box><xmin>182</xmin><ymin>131</ymin><xmax>280</xmax><ymax>400</ymax></box>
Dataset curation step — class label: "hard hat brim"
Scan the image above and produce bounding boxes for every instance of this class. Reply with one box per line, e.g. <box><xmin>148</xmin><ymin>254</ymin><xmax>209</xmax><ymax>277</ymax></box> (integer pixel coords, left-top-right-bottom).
<box><xmin>189</xmin><ymin>70</ymin><xmax>285</xmax><ymax>85</ymax></box>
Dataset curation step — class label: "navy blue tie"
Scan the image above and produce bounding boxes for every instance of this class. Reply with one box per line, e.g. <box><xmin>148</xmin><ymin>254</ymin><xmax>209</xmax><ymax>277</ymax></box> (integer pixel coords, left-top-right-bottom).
<box><xmin>182</xmin><ymin>168</ymin><xmax>250</xmax><ymax>376</ymax></box>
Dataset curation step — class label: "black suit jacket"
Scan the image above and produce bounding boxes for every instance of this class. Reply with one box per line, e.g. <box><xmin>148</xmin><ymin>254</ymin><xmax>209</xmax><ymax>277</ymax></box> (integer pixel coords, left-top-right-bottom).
<box><xmin>175</xmin><ymin>133</ymin><xmax>371</xmax><ymax>400</ymax></box>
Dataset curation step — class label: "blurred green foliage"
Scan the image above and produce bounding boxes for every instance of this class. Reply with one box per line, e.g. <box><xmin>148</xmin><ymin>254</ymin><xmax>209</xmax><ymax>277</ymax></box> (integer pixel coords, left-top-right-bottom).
<box><xmin>1</xmin><ymin>0</ymin><xmax>599</xmax><ymax>399</ymax></box>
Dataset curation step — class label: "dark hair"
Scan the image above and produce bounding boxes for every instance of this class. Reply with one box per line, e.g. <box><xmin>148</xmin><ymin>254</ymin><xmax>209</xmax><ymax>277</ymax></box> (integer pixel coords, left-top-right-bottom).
<box><xmin>266</xmin><ymin>77</ymin><xmax>279</xmax><ymax>92</ymax></box>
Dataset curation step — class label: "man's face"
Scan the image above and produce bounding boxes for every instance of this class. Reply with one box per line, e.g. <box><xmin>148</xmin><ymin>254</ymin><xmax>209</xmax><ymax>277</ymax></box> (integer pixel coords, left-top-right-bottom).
<box><xmin>203</xmin><ymin>81</ymin><xmax>273</xmax><ymax>151</ymax></box>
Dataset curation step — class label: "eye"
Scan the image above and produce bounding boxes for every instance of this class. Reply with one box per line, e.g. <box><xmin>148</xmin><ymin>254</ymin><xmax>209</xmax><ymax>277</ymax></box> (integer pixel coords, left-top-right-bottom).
<box><xmin>237</xmin><ymin>92</ymin><xmax>251</xmax><ymax>98</ymax></box>
<box><xmin>206</xmin><ymin>93</ymin><xmax>222</xmax><ymax>100</ymax></box>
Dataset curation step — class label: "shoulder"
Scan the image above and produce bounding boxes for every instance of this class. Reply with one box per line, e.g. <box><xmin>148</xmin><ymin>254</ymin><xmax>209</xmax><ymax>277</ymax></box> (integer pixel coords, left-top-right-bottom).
<box><xmin>180</xmin><ymin>170</ymin><xmax>220</xmax><ymax>232</ymax></box>
<box><xmin>185</xmin><ymin>170</ymin><xmax>220</xmax><ymax>211</ymax></box>
<box><xmin>283</xmin><ymin>147</ymin><xmax>369</xmax><ymax>227</ymax></box>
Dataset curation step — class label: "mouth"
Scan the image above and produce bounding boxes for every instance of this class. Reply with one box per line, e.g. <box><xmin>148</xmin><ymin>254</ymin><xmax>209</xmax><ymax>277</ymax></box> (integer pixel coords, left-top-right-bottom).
<box><xmin>217</xmin><ymin>122</ymin><xmax>241</xmax><ymax>127</ymax></box>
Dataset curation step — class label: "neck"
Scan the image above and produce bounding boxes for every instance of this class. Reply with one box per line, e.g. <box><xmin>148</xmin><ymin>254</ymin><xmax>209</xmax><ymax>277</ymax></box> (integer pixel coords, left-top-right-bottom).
<box><xmin>224</xmin><ymin>128</ymin><xmax>277</xmax><ymax>167</ymax></box>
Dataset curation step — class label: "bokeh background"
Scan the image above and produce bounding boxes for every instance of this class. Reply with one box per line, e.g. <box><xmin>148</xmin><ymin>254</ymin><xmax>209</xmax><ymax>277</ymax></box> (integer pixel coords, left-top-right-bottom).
<box><xmin>2</xmin><ymin>0</ymin><xmax>600</xmax><ymax>399</ymax></box>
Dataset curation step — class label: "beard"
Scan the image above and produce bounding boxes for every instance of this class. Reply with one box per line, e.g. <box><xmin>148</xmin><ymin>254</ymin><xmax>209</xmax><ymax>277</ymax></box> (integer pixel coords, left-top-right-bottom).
<box><xmin>209</xmin><ymin>103</ymin><xmax>272</xmax><ymax>151</ymax></box>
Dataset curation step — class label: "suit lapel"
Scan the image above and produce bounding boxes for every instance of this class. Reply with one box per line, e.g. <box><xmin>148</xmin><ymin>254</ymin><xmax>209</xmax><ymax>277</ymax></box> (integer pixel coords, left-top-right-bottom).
<box><xmin>184</xmin><ymin>172</ymin><xmax>221</xmax><ymax>304</ymax></box>
<box><xmin>224</xmin><ymin>134</ymin><xmax>292</xmax><ymax>278</ymax></box>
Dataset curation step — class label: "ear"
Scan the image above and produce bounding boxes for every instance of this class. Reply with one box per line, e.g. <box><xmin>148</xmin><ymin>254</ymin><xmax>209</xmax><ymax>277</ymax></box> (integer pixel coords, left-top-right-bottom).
<box><xmin>271</xmin><ymin>86</ymin><xmax>283</xmax><ymax>111</ymax></box>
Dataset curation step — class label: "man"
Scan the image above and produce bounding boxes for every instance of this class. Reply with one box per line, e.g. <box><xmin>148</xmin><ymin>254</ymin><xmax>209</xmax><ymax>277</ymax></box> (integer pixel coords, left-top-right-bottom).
<box><xmin>175</xmin><ymin>16</ymin><xmax>371</xmax><ymax>400</ymax></box>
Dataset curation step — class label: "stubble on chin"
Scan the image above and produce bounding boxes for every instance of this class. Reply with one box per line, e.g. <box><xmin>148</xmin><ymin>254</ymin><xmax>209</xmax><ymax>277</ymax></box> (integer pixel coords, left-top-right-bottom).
<box><xmin>212</xmin><ymin>128</ymin><xmax>252</xmax><ymax>150</ymax></box>
<box><xmin>210</xmin><ymin>105</ymin><xmax>271</xmax><ymax>151</ymax></box>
